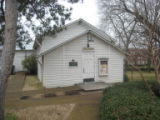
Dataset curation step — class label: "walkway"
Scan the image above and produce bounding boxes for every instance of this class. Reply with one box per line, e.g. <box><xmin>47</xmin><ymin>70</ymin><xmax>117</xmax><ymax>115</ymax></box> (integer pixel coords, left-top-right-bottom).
<box><xmin>5</xmin><ymin>73</ymin><xmax>103</xmax><ymax>120</ymax></box>
<box><xmin>6</xmin><ymin>72</ymin><xmax>25</xmax><ymax>93</ymax></box>
<box><xmin>66</xmin><ymin>92</ymin><xmax>102</xmax><ymax>120</ymax></box>
<box><xmin>6</xmin><ymin>91</ymin><xmax>102</xmax><ymax>120</ymax></box>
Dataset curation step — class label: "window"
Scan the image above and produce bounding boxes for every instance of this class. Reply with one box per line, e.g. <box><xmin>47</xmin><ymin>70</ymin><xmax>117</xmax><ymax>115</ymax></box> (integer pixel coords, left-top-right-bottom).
<box><xmin>99</xmin><ymin>58</ymin><xmax>108</xmax><ymax>76</ymax></box>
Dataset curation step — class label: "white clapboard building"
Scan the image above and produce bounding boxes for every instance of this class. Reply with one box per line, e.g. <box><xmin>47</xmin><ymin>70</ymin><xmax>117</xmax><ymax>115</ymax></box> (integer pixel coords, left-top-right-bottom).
<box><xmin>34</xmin><ymin>19</ymin><xmax>125</xmax><ymax>88</ymax></box>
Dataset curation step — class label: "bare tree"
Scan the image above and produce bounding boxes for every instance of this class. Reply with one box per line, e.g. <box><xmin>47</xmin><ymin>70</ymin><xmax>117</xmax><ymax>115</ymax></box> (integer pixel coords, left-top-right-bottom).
<box><xmin>99</xmin><ymin>1</ymin><xmax>137</xmax><ymax>52</ymax></box>
<box><xmin>0</xmin><ymin>0</ymin><xmax>17</xmax><ymax>119</ymax></box>
<box><xmin>98</xmin><ymin>0</ymin><xmax>140</xmax><ymax>75</ymax></box>
<box><xmin>121</xmin><ymin>0</ymin><xmax>160</xmax><ymax>87</ymax></box>
<box><xmin>98</xmin><ymin>0</ymin><xmax>160</xmax><ymax>91</ymax></box>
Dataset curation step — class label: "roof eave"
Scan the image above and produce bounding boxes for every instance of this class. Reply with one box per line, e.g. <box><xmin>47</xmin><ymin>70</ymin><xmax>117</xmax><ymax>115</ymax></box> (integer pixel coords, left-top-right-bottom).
<box><xmin>38</xmin><ymin>29</ymin><xmax>125</xmax><ymax>57</ymax></box>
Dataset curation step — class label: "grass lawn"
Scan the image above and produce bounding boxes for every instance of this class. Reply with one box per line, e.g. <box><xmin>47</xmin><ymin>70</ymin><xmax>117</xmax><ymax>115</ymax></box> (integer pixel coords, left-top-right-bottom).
<box><xmin>23</xmin><ymin>75</ymin><xmax>44</xmax><ymax>91</ymax></box>
<box><xmin>7</xmin><ymin>72</ymin><xmax>25</xmax><ymax>93</ymax></box>
<box><xmin>6</xmin><ymin>74</ymin><xmax>102</xmax><ymax>120</ymax></box>
<box><xmin>6</xmin><ymin>92</ymin><xmax>102</xmax><ymax>120</ymax></box>
<box><xmin>7</xmin><ymin>71</ymin><xmax>159</xmax><ymax>120</ymax></box>
<box><xmin>6</xmin><ymin>104</ymin><xmax>75</xmax><ymax>120</ymax></box>
<box><xmin>67</xmin><ymin>103</ymin><xmax>100</xmax><ymax>120</ymax></box>
<box><xmin>126</xmin><ymin>71</ymin><xmax>156</xmax><ymax>81</ymax></box>
<box><xmin>5</xmin><ymin>113</ymin><xmax>18</xmax><ymax>120</ymax></box>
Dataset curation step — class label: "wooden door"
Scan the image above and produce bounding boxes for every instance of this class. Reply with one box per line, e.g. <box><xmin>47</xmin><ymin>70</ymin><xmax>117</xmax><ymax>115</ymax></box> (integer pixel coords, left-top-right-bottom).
<box><xmin>82</xmin><ymin>52</ymin><xmax>95</xmax><ymax>79</ymax></box>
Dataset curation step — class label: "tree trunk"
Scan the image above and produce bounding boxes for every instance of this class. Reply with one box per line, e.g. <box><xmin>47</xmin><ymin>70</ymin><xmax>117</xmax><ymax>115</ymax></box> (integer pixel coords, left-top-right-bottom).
<box><xmin>147</xmin><ymin>58</ymin><xmax>151</xmax><ymax>72</ymax></box>
<box><xmin>131</xmin><ymin>68</ymin><xmax>133</xmax><ymax>81</ymax></box>
<box><xmin>126</xmin><ymin>57</ymin><xmax>154</xmax><ymax>96</ymax></box>
<box><xmin>155</xmin><ymin>68</ymin><xmax>160</xmax><ymax>85</ymax></box>
<box><xmin>0</xmin><ymin>0</ymin><xmax>17</xmax><ymax>120</ymax></box>
<box><xmin>153</xmin><ymin>60</ymin><xmax>160</xmax><ymax>86</ymax></box>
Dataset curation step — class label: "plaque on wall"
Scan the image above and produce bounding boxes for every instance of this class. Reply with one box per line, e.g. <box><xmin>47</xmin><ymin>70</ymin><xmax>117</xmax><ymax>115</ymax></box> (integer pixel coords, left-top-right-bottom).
<box><xmin>69</xmin><ymin>59</ymin><xmax>78</xmax><ymax>66</ymax></box>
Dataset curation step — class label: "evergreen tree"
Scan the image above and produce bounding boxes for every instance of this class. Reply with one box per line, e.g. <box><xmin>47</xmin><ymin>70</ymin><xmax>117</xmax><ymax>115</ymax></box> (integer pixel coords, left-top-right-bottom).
<box><xmin>0</xmin><ymin>0</ymin><xmax>81</xmax><ymax>119</ymax></box>
<box><xmin>0</xmin><ymin>0</ymin><xmax>80</xmax><ymax>49</ymax></box>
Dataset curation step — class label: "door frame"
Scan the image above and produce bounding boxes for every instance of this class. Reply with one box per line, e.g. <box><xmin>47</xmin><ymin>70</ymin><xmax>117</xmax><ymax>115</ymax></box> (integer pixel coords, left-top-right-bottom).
<box><xmin>82</xmin><ymin>50</ymin><xmax>95</xmax><ymax>81</ymax></box>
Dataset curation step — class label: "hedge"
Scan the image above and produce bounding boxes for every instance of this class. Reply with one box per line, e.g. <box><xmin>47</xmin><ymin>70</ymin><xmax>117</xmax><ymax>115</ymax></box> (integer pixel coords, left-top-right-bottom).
<box><xmin>22</xmin><ymin>54</ymin><xmax>37</xmax><ymax>75</ymax></box>
<box><xmin>100</xmin><ymin>81</ymin><xmax>160</xmax><ymax>120</ymax></box>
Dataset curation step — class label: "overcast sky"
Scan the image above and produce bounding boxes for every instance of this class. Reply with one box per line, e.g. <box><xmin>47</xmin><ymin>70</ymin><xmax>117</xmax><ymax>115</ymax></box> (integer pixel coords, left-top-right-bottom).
<box><xmin>59</xmin><ymin>0</ymin><xmax>100</xmax><ymax>26</ymax></box>
<box><xmin>26</xmin><ymin>0</ymin><xmax>100</xmax><ymax>49</ymax></box>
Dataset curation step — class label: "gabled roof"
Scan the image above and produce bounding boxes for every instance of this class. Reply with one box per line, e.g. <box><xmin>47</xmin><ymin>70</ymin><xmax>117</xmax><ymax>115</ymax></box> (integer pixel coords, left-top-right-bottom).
<box><xmin>36</xmin><ymin>18</ymin><xmax>124</xmax><ymax>56</ymax></box>
<box><xmin>63</xmin><ymin>18</ymin><xmax>116</xmax><ymax>44</ymax></box>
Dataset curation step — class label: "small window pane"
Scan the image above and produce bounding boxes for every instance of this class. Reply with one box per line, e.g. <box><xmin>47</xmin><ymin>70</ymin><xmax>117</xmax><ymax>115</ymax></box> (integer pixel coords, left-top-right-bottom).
<box><xmin>99</xmin><ymin>58</ymin><xmax>108</xmax><ymax>76</ymax></box>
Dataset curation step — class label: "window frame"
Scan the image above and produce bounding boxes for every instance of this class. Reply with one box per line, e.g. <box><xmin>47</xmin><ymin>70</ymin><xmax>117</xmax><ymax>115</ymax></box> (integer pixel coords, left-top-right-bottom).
<box><xmin>98</xmin><ymin>58</ymin><xmax>108</xmax><ymax>76</ymax></box>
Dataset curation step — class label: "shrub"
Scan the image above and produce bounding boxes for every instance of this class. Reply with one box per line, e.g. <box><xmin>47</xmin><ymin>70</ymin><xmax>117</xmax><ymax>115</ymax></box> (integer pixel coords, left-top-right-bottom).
<box><xmin>100</xmin><ymin>81</ymin><xmax>160</xmax><ymax>120</ymax></box>
<box><xmin>22</xmin><ymin>54</ymin><xmax>37</xmax><ymax>75</ymax></box>
<box><xmin>5</xmin><ymin>113</ymin><xmax>18</xmax><ymax>120</ymax></box>
<box><xmin>124</xmin><ymin>73</ymin><xmax>129</xmax><ymax>82</ymax></box>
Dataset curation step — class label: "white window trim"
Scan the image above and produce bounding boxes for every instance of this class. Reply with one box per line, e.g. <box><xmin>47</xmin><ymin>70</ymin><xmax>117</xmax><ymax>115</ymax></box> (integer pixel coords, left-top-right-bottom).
<box><xmin>98</xmin><ymin>58</ymin><xmax>108</xmax><ymax>76</ymax></box>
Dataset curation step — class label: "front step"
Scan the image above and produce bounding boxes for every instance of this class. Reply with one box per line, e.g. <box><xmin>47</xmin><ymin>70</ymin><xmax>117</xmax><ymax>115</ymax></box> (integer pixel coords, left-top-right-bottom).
<box><xmin>79</xmin><ymin>82</ymin><xmax>111</xmax><ymax>91</ymax></box>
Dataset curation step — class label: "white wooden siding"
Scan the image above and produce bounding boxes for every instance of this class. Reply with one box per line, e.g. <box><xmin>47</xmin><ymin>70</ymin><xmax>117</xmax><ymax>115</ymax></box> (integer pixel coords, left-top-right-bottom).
<box><xmin>43</xmin><ymin>36</ymin><xmax>84</xmax><ymax>88</ymax></box>
<box><xmin>93</xmin><ymin>35</ymin><xmax>124</xmax><ymax>83</ymax></box>
<box><xmin>43</xmin><ymin>46</ymin><xmax>64</xmax><ymax>87</ymax></box>
<box><xmin>63</xmin><ymin>36</ymin><xmax>83</xmax><ymax>86</ymax></box>
<box><xmin>39</xmin><ymin>23</ymin><xmax>90</xmax><ymax>54</ymax></box>
<box><xmin>13</xmin><ymin>51</ymin><xmax>33</xmax><ymax>72</ymax></box>
<box><xmin>37</xmin><ymin>48</ymin><xmax>42</xmax><ymax>81</ymax></box>
<box><xmin>42</xmin><ymin>34</ymin><xmax>124</xmax><ymax>88</ymax></box>
<box><xmin>81</xmin><ymin>35</ymin><xmax>124</xmax><ymax>83</ymax></box>
<box><xmin>37</xmin><ymin>62</ymin><xmax>41</xmax><ymax>81</ymax></box>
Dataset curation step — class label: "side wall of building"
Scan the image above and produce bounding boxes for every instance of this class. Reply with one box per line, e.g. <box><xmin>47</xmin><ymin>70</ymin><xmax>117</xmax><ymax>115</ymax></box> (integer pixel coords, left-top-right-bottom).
<box><xmin>13</xmin><ymin>50</ymin><xmax>33</xmax><ymax>72</ymax></box>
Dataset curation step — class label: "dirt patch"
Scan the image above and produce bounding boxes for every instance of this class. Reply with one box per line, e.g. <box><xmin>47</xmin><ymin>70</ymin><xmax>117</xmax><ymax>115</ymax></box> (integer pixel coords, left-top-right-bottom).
<box><xmin>67</xmin><ymin>103</ymin><xmax>100</xmax><ymax>120</ymax></box>
<box><xmin>44</xmin><ymin>93</ymin><xmax>57</xmax><ymax>98</ymax></box>
<box><xmin>20</xmin><ymin>96</ymin><xmax>30</xmax><ymax>100</ymax></box>
<box><xmin>23</xmin><ymin>85</ymin><xmax>36</xmax><ymax>91</ymax></box>
<box><xmin>56</xmin><ymin>91</ymin><xmax>65</xmax><ymax>96</ymax></box>
<box><xmin>23</xmin><ymin>76</ymin><xmax>44</xmax><ymax>91</ymax></box>
<box><xmin>7</xmin><ymin>104</ymin><xmax>75</xmax><ymax>120</ymax></box>
<box><xmin>65</xmin><ymin>90</ymin><xmax>81</xmax><ymax>96</ymax></box>
<box><xmin>7</xmin><ymin>72</ymin><xmax>25</xmax><ymax>93</ymax></box>
<box><xmin>32</xmin><ymin>94</ymin><xmax>43</xmax><ymax>99</ymax></box>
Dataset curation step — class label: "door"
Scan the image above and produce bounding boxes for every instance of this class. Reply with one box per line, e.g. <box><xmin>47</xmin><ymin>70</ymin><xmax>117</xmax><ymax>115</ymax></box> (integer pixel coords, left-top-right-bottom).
<box><xmin>82</xmin><ymin>52</ymin><xmax>95</xmax><ymax>80</ymax></box>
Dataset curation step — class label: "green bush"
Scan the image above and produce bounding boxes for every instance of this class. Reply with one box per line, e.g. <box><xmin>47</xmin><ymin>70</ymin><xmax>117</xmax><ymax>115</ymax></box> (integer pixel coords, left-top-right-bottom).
<box><xmin>5</xmin><ymin>113</ymin><xmax>18</xmax><ymax>120</ymax></box>
<box><xmin>124</xmin><ymin>73</ymin><xmax>129</xmax><ymax>82</ymax></box>
<box><xmin>100</xmin><ymin>81</ymin><xmax>160</xmax><ymax>120</ymax></box>
<box><xmin>22</xmin><ymin>54</ymin><xmax>37</xmax><ymax>75</ymax></box>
